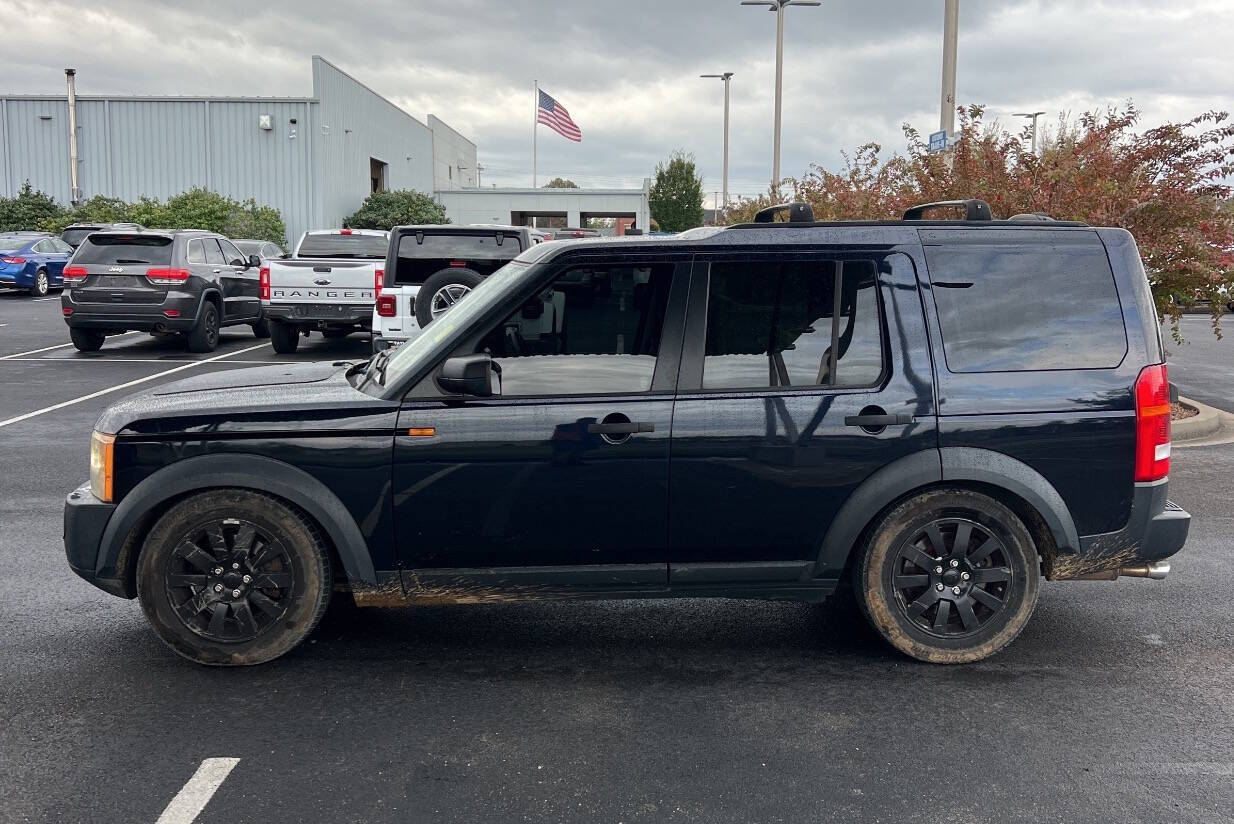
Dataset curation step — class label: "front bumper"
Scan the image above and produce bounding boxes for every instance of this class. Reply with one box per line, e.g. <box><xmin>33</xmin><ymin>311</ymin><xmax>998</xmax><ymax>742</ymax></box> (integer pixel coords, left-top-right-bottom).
<box><xmin>63</xmin><ymin>483</ymin><xmax>127</xmax><ymax>597</ymax></box>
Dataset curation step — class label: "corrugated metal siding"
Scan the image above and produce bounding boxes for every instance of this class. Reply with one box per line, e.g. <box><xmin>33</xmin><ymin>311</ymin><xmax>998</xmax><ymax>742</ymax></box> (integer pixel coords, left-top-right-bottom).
<box><xmin>311</xmin><ymin>57</ymin><xmax>434</xmax><ymax>231</ymax></box>
<box><xmin>1</xmin><ymin>57</ymin><xmax>459</xmax><ymax>243</ymax></box>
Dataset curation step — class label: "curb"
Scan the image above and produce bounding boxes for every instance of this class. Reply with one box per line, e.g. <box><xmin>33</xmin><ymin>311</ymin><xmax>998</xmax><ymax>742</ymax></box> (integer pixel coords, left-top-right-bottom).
<box><xmin>1174</xmin><ymin>396</ymin><xmax>1234</xmax><ymax>447</ymax></box>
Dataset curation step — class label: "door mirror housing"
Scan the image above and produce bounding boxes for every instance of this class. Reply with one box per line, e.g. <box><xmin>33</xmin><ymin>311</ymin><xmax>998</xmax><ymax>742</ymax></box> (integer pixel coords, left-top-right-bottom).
<box><xmin>247</xmin><ymin>254</ymin><xmax>262</xmax><ymax>268</ymax></box>
<box><xmin>437</xmin><ymin>354</ymin><xmax>501</xmax><ymax>397</ymax></box>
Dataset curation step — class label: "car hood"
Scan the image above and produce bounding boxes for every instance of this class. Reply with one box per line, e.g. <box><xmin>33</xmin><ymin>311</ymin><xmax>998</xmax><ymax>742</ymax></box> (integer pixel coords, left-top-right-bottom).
<box><xmin>95</xmin><ymin>361</ymin><xmax>390</xmax><ymax>436</ymax></box>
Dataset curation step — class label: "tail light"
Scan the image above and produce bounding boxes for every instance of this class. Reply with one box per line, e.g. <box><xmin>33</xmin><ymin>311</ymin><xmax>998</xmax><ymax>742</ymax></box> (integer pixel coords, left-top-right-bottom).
<box><xmin>376</xmin><ymin>295</ymin><xmax>397</xmax><ymax>317</ymax></box>
<box><xmin>62</xmin><ymin>265</ymin><xmax>88</xmax><ymax>285</ymax></box>
<box><xmin>259</xmin><ymin>266</ymin><xmax>270</xmax><ymax>301</ymax></box>
<box><xmin>340</xmin><ymin>228</ymin><xmax>353</xmax><ymax>235</ymax></box>
<box><xmin>163</xmin><ymin>309</ymin><xmax>181</xmax><ymax>318</ymax></box>
<box><xmin>145</xmin><ymin>267</ymin><xmax>191</xmax><ymax>285</ymax></box>
<box><xmin>375</xmin><ymin>268</ymin><xmax>384</xmax><ymax>298</ymax></box>
<box><xmin>1</xmin><ymin>256</ymin><xmax>26</xmax><ymax>265</ymax></box>
<box><xmin>449</xmin><ymin>260</ymin><xmax>467</xmax><ymax>267</ymax></box>
<box><xmin>1134</xmin><ymin>364</ymin><xmax>1171</xmax><ymax>482</ymax></box>
<box><xmin>62</xmin><ymin>307</ymin><xmax>73</xmax><ymax>316</ymax></box>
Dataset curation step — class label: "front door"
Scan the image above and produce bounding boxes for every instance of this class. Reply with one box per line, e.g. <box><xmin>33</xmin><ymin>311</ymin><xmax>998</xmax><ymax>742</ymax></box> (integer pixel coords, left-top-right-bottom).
<box><xmin>392</xmin><ymin>255</ymin><xmax>690</xmax><ymax>589</ymax></box>
<box><xmin>668</xmin><ymin>251</ymin><xmax>936</xmax><ymax>585</ymax></box>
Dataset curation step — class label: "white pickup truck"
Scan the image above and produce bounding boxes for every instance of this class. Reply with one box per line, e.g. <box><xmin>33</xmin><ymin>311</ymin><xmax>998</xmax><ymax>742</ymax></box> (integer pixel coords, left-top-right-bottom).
<box><xmin>260</xmin><ymin>228</ymin><xmax>389</xmax><ymax>353</ymax></box>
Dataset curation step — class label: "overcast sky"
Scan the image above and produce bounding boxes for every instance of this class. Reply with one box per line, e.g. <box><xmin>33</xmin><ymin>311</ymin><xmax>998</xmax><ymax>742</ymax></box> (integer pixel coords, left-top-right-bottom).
<box><xmin>3</xmin><ymin>0</ymin><xmax>1232</xmax><ymax>204</ymax></box>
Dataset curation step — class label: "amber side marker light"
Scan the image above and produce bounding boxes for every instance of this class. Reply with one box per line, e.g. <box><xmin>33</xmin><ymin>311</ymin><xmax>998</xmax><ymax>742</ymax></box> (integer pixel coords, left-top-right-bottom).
<box><xmin>407</xmin><ymin>427</ymin><xmax>436</xmax><ymax>438</ymax></box>
<box><xmin>90</xmin><ymin>431</ymin><xmax>116</xmax><ymax>502</ymax></box>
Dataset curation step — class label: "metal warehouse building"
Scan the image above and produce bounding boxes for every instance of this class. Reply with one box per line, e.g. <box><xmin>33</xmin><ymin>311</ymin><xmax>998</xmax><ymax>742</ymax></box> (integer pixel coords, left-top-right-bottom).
<box><xmin>0</xmin><ymin>56</ymin><xmax>478</xmax><ymax>243</ymax></box>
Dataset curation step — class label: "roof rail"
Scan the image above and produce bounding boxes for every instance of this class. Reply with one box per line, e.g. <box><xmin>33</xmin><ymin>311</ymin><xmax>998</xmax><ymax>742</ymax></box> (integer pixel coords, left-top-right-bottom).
<box><xmin>753</xmin><ymin>202</ymin><xmax>815</xmax><ymax>223</ymax></box>
<box><xmin>903</xmin><ymin>199</ymin><xmax>992</xmax><ymax>221</ymax></box>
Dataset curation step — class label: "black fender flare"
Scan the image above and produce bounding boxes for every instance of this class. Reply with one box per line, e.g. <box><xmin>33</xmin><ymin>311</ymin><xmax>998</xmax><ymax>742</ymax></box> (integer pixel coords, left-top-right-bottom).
<box><xmin>195</xmin><ymin>288</ymin><xmax>222</xmax><ymax>323</ymax></box>
<box><xmin>813</xmin><ymin>447</ymin><xmax>1080</xmax><ymax>576</ymax></box>
<box><xmin>95</xmin><ymin>453</ymin><xmax>377</xmax><ymax>596</ymax></box>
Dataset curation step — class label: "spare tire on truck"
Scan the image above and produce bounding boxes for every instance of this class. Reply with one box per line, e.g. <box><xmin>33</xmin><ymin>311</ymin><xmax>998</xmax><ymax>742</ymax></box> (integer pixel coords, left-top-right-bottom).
<box><xmin>416</xmin><ymin>268</ymin><xmax>484</xmax><ymax>328</ymax></box>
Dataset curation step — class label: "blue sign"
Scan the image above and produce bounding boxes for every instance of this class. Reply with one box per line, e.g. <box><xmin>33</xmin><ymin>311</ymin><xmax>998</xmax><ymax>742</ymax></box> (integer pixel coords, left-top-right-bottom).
<box><xmin>928</xmin><ymin>130</ymin><xmax>948</xmax><ymax>153</ymax></box>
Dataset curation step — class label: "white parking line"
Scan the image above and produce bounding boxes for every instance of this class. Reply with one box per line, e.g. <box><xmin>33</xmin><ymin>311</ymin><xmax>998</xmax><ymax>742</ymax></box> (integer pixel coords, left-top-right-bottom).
<box><xmin>32</xmin><ymin>296</ymin><xmax>61</xmax><ymax>302</ymax></box>
<box><xmin>0</xmin><ymin>357</ymin><xmax>299</xmax><ymax>365</ymax></box>
<box><xmin>0</xmin><ymin>343</ymin><xmax>267</xmax><ymax>429</ymax></box>
<box><xmin>0</xmin><ymin>331</ymin><xmax>140</xmax><ymax>361</ymax></box>
<box><xmin>155</xmin><ymin>757</ymin><xmax>240</xmax><ymax>824</ymax></box>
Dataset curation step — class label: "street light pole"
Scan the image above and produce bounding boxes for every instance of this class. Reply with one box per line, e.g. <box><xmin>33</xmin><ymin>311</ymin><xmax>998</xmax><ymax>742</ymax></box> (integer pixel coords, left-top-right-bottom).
<box><xmin>741</xmin><ymin>0</ymin><xmax>820</xmax><ymax>199</ymax></box>
<box><xmin>940</xmin><ymin>0</ymin><xmax>959</xmax><ymax>137</ymax></box>
<box><xmin>1013</xmin><ymin>111</ymin><xmax>1047</xmax><ymax>156</ymax></box>
<box><xmin>701</xmin><ymin>72</ymin><xmax>733</xmax><ymax>221</ymax></box>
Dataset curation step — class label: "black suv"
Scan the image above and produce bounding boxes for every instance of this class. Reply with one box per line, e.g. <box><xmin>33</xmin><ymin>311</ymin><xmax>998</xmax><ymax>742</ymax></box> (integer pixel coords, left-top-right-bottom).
<box><xmin>61</xmin><ymin>230</ymin><xmax>268</xmax><ymax>353</ymax></box>
<box><xmin>63</xmin><ymin>199</ymin><xmax>1190</xmax><ymax>666</ymax></box>
<box><xmin>60</xmin><ymin>222</ymin><xmax>145</xmax><ymax>250</ymax></box>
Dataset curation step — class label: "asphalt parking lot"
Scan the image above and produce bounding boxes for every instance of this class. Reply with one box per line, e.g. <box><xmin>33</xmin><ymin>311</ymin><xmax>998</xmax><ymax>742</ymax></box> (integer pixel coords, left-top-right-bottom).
<box><xmin>1</xmin><ymin>296</ymin><xmax>1232</xmax><ymax>824</ymax></box>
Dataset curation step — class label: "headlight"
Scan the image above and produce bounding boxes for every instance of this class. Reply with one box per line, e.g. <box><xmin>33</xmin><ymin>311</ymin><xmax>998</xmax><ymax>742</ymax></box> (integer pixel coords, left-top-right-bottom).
<box><xmin>90</xmin><ymin>431</ymin><xmax>115</xmax><ymax>502</ymax></box>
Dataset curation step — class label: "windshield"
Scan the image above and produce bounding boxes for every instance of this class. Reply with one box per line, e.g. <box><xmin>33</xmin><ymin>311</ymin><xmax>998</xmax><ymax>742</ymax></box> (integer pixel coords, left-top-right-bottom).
<box><xmin>297</xmin><ymin>233</ymin><xmax>387</xmax><ymax>259</ymax></box>
<box><xmin>61</xmin><ymin>227</ymin><xmax>99</xmax><ymax>247</ymax></box>
<box><xmin>365</xmin><ymin>260</ymin><xmax>532</xmax><ymax>392</ymax></box>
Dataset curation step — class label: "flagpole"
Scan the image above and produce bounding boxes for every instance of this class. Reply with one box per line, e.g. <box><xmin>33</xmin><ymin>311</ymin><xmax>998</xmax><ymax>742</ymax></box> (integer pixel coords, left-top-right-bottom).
<box><xmin>532</xmin><ymin>80</ymin><xmax>538</xmax><ymax>188</ymax></box>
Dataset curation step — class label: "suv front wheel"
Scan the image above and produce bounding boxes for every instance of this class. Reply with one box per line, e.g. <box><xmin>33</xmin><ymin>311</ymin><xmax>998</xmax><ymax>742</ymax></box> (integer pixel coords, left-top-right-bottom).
<box><xmin>856</xmin><ymin>488</ymin><xmax>1039</xmax><ymax>663</ymax></box>
<box><xmin>136</xmin><ymin>489</ymin><xmax>332</xmax><ymax>666</ymax></box>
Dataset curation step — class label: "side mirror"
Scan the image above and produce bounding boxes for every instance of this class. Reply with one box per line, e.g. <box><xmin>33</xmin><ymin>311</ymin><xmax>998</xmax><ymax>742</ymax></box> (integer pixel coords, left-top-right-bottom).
<box><xmin>437</xmin><ymin>354</ymin><xmax>501</xmax><ymax>397</ymax></box>
<box><xmin>248</xmin><ymin>254</ymin><xmax>262</xmax><ymax>268</ymax></box>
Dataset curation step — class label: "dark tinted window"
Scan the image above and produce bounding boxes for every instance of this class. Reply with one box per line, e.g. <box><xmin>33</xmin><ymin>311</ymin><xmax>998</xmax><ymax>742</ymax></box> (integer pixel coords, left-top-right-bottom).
<box><xmin>297</xmin><ymin>233</ymin><xmax>387</xmax><ymax>259</ymax></box>
<box><xmin>477</xmin><ymin>262</ymin><xmax>674</xmax><ymax>396</ymax></box>
<box><xmin>73</xmin><ymin>235</ymin><xmax>173</xmax><ymax>266</ymax></box>
<box><xmin>925</xmin><ymin>239</ymin><xmax>1127</xmax><ymax>372</ymax></box>
<box><xmin>398</xmin><ymin>233</ymin><xmax>523</xmax><ymax>260</ymax></box>
<box><xmin>703</xmin><ymin>259</ymin><xmax>884</xmax><ymax>390</ymax></box>
<box><xmin>61</xmin><ymin>227</ymin><xmax>99</xmax><ymax>247</ymax></box>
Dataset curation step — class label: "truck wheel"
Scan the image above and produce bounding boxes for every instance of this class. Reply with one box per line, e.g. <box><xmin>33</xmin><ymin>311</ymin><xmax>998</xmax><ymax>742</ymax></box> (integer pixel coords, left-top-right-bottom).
<box><xmin>30</xmin><ymin>268</ymin><xmax>49</xmax><ymax>297</ymax></box>
<box><xmin>69</xmin><ymin>328</ymin><xmax>105</xmax><ymax>352</ymax></box>
<box><xmin>416</xmin><ymin>268</ymin><xmax>483</xmax><ymax>328</ymax></box>
<box><xmin>136</xmin><ymin>489</ymin><xmax>332</xmax><ymax>666</ymax></box>
<box><xmin>251</xmin><ymin>317</ymin><xmax>270</xmax><ymax>339</ymax></box>
<box><xmin>856</xmin><ymin>488</ymin><xmax>1039</xmax><ymax>664</ymax></box>
<box><xmin>186</xmin><ymin>302</ymin><xmax>220</xmax><ymax>353</ymax></box>
<box><xmin>269</xmin><ymin>320</ymin><xmax>300</xmax><ymax>354</ymax></box>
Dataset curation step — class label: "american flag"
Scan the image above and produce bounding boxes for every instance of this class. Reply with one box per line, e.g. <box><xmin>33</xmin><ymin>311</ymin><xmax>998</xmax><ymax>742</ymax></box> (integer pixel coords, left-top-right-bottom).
<box><xmin>537</xmin><ymin>89</ymin><xmax>582</xmax><ymax>142</ymax></box>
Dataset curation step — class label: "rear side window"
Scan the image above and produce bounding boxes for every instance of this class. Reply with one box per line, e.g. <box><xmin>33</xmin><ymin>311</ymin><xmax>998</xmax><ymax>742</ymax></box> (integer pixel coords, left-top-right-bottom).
<box><xmin>297</xmin><ymin>233</ymin><xmax>387</xmax><ymax>259</ymax></box>
<box><xmin>73</xmin><ymin>235</ymin><xmax>173</xmax><ymax>266</ymax></box>
<box><xmin>702</xmin><ymin>259</ymin><xmax>884</xmax><ymax>390</ymax></box>
<box><xmin>61</xmin><ymin>227</ymin><xmax>98</xmax><ymax>247</ymax></box>
<box><xmin>924</xmin><ymin>238</ymin><xmax>1127</xmax><ymax>372</ymax></box>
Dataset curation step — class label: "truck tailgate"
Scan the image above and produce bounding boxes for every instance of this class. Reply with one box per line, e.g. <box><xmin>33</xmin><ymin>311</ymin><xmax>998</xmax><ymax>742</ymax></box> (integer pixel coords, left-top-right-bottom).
<box><xmin>266</xmin><ymin>259</ymin><xmax>378</xmax><ymax>304</ymax></box>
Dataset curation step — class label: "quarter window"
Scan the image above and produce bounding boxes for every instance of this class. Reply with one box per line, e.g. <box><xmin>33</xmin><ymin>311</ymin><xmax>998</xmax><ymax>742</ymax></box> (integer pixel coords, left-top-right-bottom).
<box><xmin>924</xmin><ymin>239</ymin><xmax>1127</xmax><ymax>372</ymax></box>
<box><xmin>186</xmin><ymin>240</ymin><xmax>206</xmax><ymax>264</ymax></box>
<box><xmin>476</xmin><ymin>262</ymin><xmax>675</xmax><ymax>396</ymax></box>
<box><xmin>702</xmin><ymin>259</ymin><xmax>884</xmax><ymax>390</ymax></box>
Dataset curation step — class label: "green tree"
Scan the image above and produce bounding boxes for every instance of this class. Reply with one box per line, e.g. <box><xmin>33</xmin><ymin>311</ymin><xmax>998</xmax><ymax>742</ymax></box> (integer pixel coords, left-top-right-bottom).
<box><xmin>542</xmin><ymin>177</ymin><xmax>579</xmax><ymax>188</ymax></box>
<box><xmin>649</xmin><ymin>152</ymin><xmax>705</xmax><ymax>232</ymax></box>
<box><xmin>344</xmin><ymin>190</ymin><xmax>447</xmax><ymax>231</ymax></box>
<box><xmin>0</xmin><ymin>182</ymin><xmax>67</xmax><ymax>232</ymax></box>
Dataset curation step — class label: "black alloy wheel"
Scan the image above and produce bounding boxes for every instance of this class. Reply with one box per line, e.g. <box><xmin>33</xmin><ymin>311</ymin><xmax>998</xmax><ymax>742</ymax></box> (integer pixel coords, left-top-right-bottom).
<box><xmin>889</xmin><ymin>518</ymin><xmax>1014</xmax><ymax>638</ymax></box>
<box><xmin>163</xmin><ymin>518</ymin><xmax>295</xmax><ymax>643</ymax></box>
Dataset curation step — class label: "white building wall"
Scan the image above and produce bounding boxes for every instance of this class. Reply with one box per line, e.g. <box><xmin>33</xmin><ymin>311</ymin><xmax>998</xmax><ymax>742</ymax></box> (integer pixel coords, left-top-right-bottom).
<box><xmin>428</xmin><ymin>114</ymin><xmax>477</xmax><ymax>190</ymax></box>
<box><xmin>435</xmin><ymin>185</ymin><xmax>651</xmax><ymax>231</ymax></box>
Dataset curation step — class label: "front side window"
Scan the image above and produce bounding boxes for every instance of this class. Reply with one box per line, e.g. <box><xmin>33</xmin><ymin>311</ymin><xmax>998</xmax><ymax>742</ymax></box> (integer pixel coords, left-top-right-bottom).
<box><xmin>473</xmin><ymin>261</ymin><xmax>675</xmax><ymax>397</ymax></box>
<box><xmin>702</xmin><ymin>259</ymin><xmax>884</xmax><ymax>390</ymax></box>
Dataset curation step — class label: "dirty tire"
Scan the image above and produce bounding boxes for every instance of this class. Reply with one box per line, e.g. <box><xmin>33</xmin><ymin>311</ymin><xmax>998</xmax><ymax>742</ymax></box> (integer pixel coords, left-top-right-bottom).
<box><xmin>269</xmin><ymin>320</ymin><xmax>300</xmax><ymax>354</ymax></box>
<box><xmin>137</xmin><ymin>489</ymin><xmax>332</xmax><ymax>666</ymax></box>
<box><xmin>69</xmin><ymin>328</ymin><xmax>105</xmax><ymax>352</ymax></box>
<box><xmin>415</xmin><ymin>268</ymin><xmax>484</xmax><ymax>328</ymax></box>
<box><xmin>856</xmin><ymin>488</ymin><xmax>1039</xmax><ymax>664</ymax></box>
<box><xmin>186</xmin><ymin>301</ymin><xmax>219</xmax><ymax>353</ymax></box>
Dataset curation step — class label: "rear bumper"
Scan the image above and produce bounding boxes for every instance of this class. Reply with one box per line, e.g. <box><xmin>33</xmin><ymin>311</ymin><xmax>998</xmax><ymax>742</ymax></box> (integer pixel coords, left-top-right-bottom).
<box><xmin>0</xmin><ymin>270</ymin><xmax>34</xmax><ymax>287</ymax></box>
<box><xmin>62</xmin><ymin>290</ymin><xmax>201</xmax><ymax>332</ymax></box>
<box><xmin>64</xmin><ymin>483</ymin><xmax>128</xmax><ymax>598</ymax></box>
<box><xmin>1052</xmin><ymin>479</ymin><xmax>1190</xmax><ymax>579</ymax></box>
<box><xmin>264</xmin><ymin>303</ymin><xmax>372</xmax><ymax>327</ymax></box>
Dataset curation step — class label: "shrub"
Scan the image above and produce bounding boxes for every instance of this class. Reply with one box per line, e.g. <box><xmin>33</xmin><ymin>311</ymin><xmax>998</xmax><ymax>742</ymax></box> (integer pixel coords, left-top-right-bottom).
<box><xmin>344</xmin><ymin>190</ymin><xmax>448</xmax><ymax>231</ymax></box>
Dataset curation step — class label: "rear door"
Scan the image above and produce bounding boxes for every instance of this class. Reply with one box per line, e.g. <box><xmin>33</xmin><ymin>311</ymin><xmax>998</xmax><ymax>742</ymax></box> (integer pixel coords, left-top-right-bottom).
<box><xmin>218</xmin><ymin>237</ymin><xmax>260</xmax><ymax>319</ymax></box>
<box><xmin>668</xmin><ymin>249</ymin><xmax>936</xmax><ymax>585</ymax></box>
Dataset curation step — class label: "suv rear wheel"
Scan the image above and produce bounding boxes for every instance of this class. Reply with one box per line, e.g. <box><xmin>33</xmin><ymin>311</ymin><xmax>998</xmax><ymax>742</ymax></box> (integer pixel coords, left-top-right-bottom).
<box><xmin>69</xmin><ymin>328</ymin><xmax>105</xmax><ymax>352</ymax></box>
<box><xmin>136</xmin><ymin>489</ymin><xmax>332</xmax><ymax>666</ymax></box>
<box><xmin>269</xmin><ymin>320</ymin><xmax>300</xmax><ymax>354</ymax></box>
<box><xmin>186</xmin><ymin>302</ymin><xmax>220</xmax><ymax>353</ymax></box>
<box><xmin>416</xmin><ymin>268</ymin><xmax>484</xmax><ymax>328</ymax></box>
<box><xmin>856</xmin><ymin>488</ymin><xmax>1039</xmax><ymax>663</ymax></box>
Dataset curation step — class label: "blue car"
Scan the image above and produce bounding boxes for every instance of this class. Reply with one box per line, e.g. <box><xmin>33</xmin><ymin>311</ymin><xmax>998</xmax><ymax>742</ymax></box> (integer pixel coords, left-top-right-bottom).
<box><xmin>0</xmin><ymin>232</ymin><xmax>74</xmax><ymax>297</ymax></box>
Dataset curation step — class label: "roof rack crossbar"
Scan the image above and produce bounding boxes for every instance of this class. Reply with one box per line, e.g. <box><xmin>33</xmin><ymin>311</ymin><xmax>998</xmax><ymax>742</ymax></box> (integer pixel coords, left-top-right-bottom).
<box><xmin>903</xmin><ymin>199</ymin><xmax>993</xmax><ymax>222</ymax></box>
<box><xmin>754</xmin><ymin>202</ymin><xmax>815</xmax><ymax>223</ymax></box>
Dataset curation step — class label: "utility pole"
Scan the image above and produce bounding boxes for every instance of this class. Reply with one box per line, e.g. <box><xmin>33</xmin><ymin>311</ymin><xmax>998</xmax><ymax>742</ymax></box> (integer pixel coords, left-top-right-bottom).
<box><xmin>741</xmin><ymin>0</ymin><xmax>820</xmax><ymax>199</ymax></box>
<box><xmin>700</xmin><ymin>72</ymin><xmax>733</xmax><ymax>221</ymax></box>
<box><xmin>940</xmin><ymin>0</ymin><xmax>959</xmax><ymax>138</ymax></box>
<box><xmin>1013</xmin><ymin>111</ymin><xmax>1046</xmax><ymax>155</ymax></box>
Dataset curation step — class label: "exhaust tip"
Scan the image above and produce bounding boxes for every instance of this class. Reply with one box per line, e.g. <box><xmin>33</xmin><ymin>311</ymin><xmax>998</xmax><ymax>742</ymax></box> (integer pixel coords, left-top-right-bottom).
<box><xmin>1117</xmin><ymin>561</ymin><xmax>1171</xmax><ymax>580</ymax></box>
